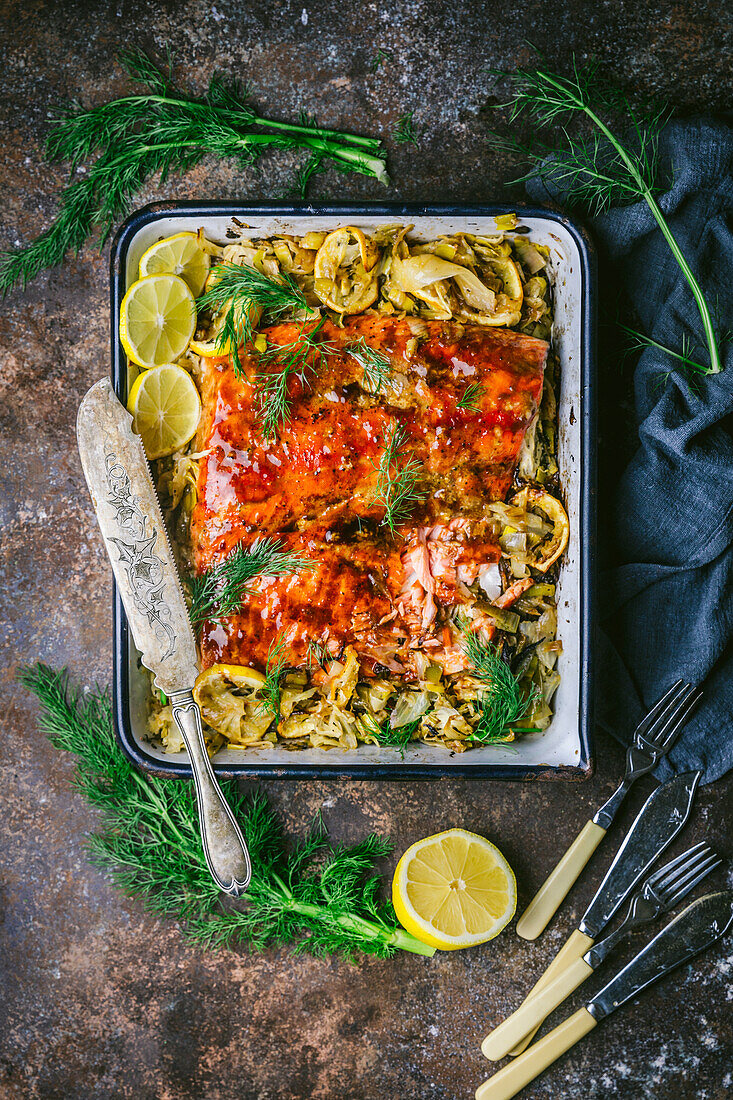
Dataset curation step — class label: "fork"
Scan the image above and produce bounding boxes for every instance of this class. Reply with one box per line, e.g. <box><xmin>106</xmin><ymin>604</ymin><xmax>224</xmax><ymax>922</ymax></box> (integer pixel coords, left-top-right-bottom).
<box><xmin>484</xmin><ymin>842</ymin><xmax>721</xmax><ymax>1060</ymax></box>
<box><xmin>516</xmin><ymin>679</ymin><xmax>701</xmax><ymax>943</ymax></box>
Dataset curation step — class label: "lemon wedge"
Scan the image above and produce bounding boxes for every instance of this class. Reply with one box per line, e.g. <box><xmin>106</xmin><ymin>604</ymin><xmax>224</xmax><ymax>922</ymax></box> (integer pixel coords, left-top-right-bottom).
<box><xmin>127</xmin><ymin>364</ymin><xmax>201</xmax><ymax>460</ymax></box>
<box><xmin>139</xmin><ymin>232</ymin><xmax>211</xmax><ymax>296</ymax></box>
<box><xmin>392</xmin><ymin>828</ymin><xmax>516</xmax><ymax>950</ymax></box>
<box><xmin>120</xmin><ymin>274</ymin><xmax>196</xmax><ymax>368</ymax></box>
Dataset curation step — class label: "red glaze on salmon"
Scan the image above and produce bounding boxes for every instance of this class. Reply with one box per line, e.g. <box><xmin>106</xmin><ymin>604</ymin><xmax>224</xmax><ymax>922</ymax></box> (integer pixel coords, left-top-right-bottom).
<box><xmin>191</xmin><ymin>317</ymin><xmax>547</xmax><ymax>673</ymax></box>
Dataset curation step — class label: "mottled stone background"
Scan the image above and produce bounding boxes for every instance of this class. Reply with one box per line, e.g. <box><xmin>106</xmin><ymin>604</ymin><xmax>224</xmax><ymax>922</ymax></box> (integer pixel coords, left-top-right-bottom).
<box><xmin>1</xmin><ymin>1</ymin><xmax>732</xmax><ymax>1098</ymax></box>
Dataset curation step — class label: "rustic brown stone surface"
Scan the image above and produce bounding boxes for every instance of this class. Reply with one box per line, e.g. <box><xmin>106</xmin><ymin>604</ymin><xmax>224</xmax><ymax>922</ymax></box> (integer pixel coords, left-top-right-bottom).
<box><xmin>1</xmin><ymin>1</ymin><xmax>732</xmax><ymax>1098</ymax></box>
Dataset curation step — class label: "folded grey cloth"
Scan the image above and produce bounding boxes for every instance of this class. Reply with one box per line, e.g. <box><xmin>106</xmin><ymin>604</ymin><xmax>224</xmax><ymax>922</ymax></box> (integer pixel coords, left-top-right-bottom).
<box><xmin>529</xmin><ymin>119</ymin><xmax>733</xmax><ymax>783</ymax></box>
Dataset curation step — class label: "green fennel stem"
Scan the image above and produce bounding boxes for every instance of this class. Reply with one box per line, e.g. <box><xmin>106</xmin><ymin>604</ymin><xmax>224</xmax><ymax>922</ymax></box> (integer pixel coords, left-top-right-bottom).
<box><xmin>283</xmin><ymin>899</ymin><xmax>435</xmax><ymax>956</ymax></box>
<box><xmin>536</xmin><ymin>70</ymin><xmax>721</xmax><ymax>374</ymax></box>
<box><xmin>52</xmin><ymin>92</ymin><xmax>383</xmax><ymax>152</ymax></box>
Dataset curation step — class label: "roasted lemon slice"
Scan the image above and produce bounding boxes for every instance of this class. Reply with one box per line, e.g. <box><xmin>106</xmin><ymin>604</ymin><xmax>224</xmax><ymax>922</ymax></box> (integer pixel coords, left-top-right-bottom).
<box><xmin>126</xmin><ymin>364</ymin><xmax>201</xmax><ymax>460</ymax></box>
<box><xmin>139</xmin><ymin>232</ymin><xmax>211</xmax><ymax>296</ymax></box>
<box><xmin>120</xmin><ymin>274</ymin><xmax>196</xmax><ymax>368</ymax></box>
<box><xmin>510</xmin><ymin>486</ymin><xmax>570</xmax><ymax>573</ymax></box>
<box><xmin>313</xmin><ymin>226</ymin><xmax>379</xmax><ymax>314</ymax></box>
<box><xmin>193</xmin><ymin>664</ymin><xmax>273</xmax><ymax>745</ymax></box>
<box><xmin>392</xmin><ymin>828</ymin><xmax>516</xmax><ymax>950</ymax></box>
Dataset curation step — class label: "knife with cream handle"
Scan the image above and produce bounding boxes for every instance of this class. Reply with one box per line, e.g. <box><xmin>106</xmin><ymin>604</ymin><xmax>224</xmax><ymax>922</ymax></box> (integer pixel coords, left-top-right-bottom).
<box><xmin>77</xmin><ymin>379</ymin><xmax>251</xmax><ymax>897</ymax></box>
<box><xmin>482</xmin><ymin>770</ymin><xmax>701</xmax><ymax>1061</ymax></box>
<box><xmin>476</xmin><ymin>891</ymin><xmax>733</xmax><ymax>1100</ymax></box>
<box><xmin>485</xmin><ymin>839</ymin><xmax>721</xmax><ymax>1059</ymax></box>
<box><xmin>515</xmin><ymin>680</ymin><xmax>699</xmax><ymax>942</ymax></box>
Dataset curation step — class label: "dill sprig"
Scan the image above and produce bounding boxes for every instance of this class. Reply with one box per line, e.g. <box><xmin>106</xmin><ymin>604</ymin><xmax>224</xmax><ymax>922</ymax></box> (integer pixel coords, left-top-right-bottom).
<box><xmin>188</xmin><ymin>537</ymin><xmax>311</xmax><ymax>625</ymax></box>
<box><xmin>344</xmin><ymin>337</ymin><xmax>393</xmax><ymax>394</ymax></box>
<box><xmin>256</xmin><ymin>317</ymin><xmax>332</xmax><ymax>440</ymax></box>
<box><xmin>258</xmin><ymin>634</ymin><xmax>289</xmax><ymax>724</ymax></box>
<box><xmin>20</xmin><ymin>664</ymin><xmax>433</xmax><ymax>958</ymax></box>
<box><xmin>456</xmin><ymin>382</ymin><xmax>485</xmax><ymax>411</ymax></box>
<box><xmin>371</xmin><ymin>48</ymin><xmax>395</xmax><ymax>73</ymax></box>
<box><xmin>306</xmin><ymin>638</ymin><xmax>333</xmax><ymax>669</ymax></box>
<box><xmin>195</xmin><ymin>261</ymin><xmax>308</xmax><ymax>375</ymax></box>
<box><xmin>462</xmin><ymin>628</ymin><xmax>536</xmax><ymax>743</ymax></box>
<box><xmin>491</xmin><ymin>56</ymin><xmax>722</xmax><ymax>374</ymax></box>
<box><xmin>361</xmin><ymin>713</ymin><xmax>422</xmax><ymax>758</ymax></box>
<box><xmin>368</xmin><ymin>423</ymin><xmax>426</xmax><ymax>535</ymax></box>
<box><xmin>394</xmin><ymin>111</ymin><xmax>418</xmax><ymax>145</ymax></box>
<box><xmin>0</xmin><ymin>48</ymin><xmax>388</xmax><ymax>296</ymax></box>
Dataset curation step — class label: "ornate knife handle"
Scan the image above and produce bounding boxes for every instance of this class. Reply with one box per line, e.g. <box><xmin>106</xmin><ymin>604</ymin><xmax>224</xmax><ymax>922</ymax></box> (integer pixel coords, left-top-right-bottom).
<box><xmin>169</xmin><ymin>691</ymin><xmax>251</xmax><ymax>896</ymax></box>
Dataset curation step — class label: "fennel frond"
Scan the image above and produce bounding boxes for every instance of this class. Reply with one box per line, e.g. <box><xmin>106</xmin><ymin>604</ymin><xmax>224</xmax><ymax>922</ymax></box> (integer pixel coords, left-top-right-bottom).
<box><xmin>195</xmin><ymin>261</ymin><xmax>308</xmax><ymax>375</ymax></box>
<box><xmin>257</xmin><ymin>634</ymin><xmax>289</xmax><ymax>723</ymax></box>
<box><xmin>255</xmin><ymin>318</ymin><xmax>332</xmax><ymax>440</ymax></box>
<box><xmin>344</xmin><ymin>337</ymin><xmax>392</xmax><ymax>394</ymax></box>
<box><xmin>492</xmin><ymin>57</ymin><xmax>722</xmax><ymax>374</ymax></box>
<box><xmin>20</xmin><ymin>664</ymin><xmax>433</xmax><ymax>958</ymax></box>
<box><xmin>0</xmin><ymin>48</ymin><xmax>388</xmax><ymax>296</ymax></box>
<box><xmin>461</xmin><ymin>628</ymin><xmax>536</xmax><ymax>743</ymax></box>
<box><xmin>368</xmin><ymin>423</ymin><xmax>426</xmax><ymax>534</ymax></box>
<box><xmin>394</xmin><ymin>111</ymin><xmax>418</xmax><ymax>145</ymax></box>
<box><xmin>456</xmin><ymin>382</ymin><xmax>485</xmax><ymax>411</ymax></box>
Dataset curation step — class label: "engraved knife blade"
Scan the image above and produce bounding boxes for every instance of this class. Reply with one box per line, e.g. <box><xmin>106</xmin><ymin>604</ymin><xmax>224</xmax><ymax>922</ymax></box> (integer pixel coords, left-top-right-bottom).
<box><xmin>76</xmin><ymin>378</ymin><xmax>251</xmax><ymax>896</ymax></box>
<box><xmin>76</xmin><ymin>378</ymin><xmax>198</xmax><ymax>695</ymax></box>
<box><xmin>587</xmin><ymin>891</ymin><xmax>733</xmax><ymax>1022</ymax></box>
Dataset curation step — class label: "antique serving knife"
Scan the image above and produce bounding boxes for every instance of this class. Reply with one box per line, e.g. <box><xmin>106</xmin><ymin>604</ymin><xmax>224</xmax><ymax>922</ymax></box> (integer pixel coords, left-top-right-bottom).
<box><xmin>482</xmin><ymin>770</ymin><xmax>701</xmax><ymax>1060</ymax></box>
<box><xmin>476</xmin><ymin>891</ymin><xmax>733</xmax><ymax>1100</ymax></box>
<box><xmin>77</xmin><ymin>379</ymin><xmax>251</xmax><ymax>896</ymax></box>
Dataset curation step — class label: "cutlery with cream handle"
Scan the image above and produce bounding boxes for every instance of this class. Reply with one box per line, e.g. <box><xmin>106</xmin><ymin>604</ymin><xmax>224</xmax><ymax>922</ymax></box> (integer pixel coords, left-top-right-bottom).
<box><xmin>483</xmin><ymin>841</ymin><xmax>719</xmax><ymax>1059</ymax></box>
<box><xmin>476</xmin><ymin>891</ymin><xmax>733</xmax><ymax>1100</ymax></box>
<box><xmin>516</xmin><ymin>680</ymin><xmax>700</xmax><ymax>943</ymax></box>
<box><xmin>482</xmin><ymin>770</ymin><xmax>701</xmax><ymax>1061</ymax></box>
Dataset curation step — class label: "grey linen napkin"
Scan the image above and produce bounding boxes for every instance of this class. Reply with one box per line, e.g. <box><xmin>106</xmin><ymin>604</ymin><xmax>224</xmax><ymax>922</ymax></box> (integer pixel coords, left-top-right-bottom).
<box><xmin>529</xmin><ymin>119</ymin><xmax>733</xmax><ymax>783</ymax></box>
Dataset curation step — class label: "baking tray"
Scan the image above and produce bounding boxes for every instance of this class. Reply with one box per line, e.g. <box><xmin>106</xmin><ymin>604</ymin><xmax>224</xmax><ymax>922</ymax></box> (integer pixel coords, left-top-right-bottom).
<box><xmin>110</xmin><ymin>201</ymin><xmax>596</xmax><ymax>780</ymax></box>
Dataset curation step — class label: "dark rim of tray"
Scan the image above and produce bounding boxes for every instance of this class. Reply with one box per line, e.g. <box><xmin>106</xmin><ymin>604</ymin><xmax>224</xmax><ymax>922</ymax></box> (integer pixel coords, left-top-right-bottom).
<box><xmin>111</xmin><ymin>201</ymin><xmax>596</xmax><ymax>781</ymax></box>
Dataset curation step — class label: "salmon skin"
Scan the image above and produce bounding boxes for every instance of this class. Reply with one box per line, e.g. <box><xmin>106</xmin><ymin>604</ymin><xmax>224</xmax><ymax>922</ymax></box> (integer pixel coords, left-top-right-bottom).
<box><xmin>191</xmin><ymin>316</ymin><xmax>547</xmax><ymax>673</ymax></box>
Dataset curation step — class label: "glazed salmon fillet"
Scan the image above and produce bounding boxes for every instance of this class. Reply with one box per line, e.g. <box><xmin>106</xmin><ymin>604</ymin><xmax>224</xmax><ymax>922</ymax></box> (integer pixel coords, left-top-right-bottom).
<box><xmin>191</xmin><ymin>316</ymin><xmax>547</xmax><ymax>673</ymax></box>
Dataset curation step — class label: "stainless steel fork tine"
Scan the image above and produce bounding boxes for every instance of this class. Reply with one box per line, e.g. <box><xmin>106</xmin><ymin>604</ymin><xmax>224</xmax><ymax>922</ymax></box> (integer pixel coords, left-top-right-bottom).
<box><xmin>633</xmin><ymin>680</ymin><xmax>687</xmax><ymax>741</ymax></box>
<box><xmin>639</xmin><ymin>683</ymin><xmax>699</xmax><ymax>751</ymax></box>
<box><xmin>648</xmin><ymin>842</ymin><xmax>710</xmax><ymax>889</ymax></box>
<box><xmin>663</xmin><ymin>855</ymin><xmax>721</xmax><ymax>902</ymax></box>
<box><xmin>654</xmin><ymin>845</ymin><xmax>713</xmax><ymax>893</ymax></box>
<box><xmin>657</xmin><ymin>686</ymin><xmax>703</xmax><ymax>749</ymax></box>
<box><xmin>637</xmin><ymin>683</ymin><xmax>695</xmax><ymax>749</ymax></box>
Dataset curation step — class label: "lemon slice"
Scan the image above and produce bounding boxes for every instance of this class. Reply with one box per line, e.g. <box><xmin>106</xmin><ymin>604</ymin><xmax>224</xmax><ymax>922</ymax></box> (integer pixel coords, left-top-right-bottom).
<box><xmin>193</xmin><ymin>665</ymin><xmax>272</xmax><ymax>744</ymax></box>
<box><xmin>120</xmin><ymin>274</ymin><xmax>196</xmax><ymax>369</ymax></box>
<box><xmin>127</xmin><ymin>364</ymin><xmax>201</xmax><ymax>460</ymax></box>
<box><xmin>392</xmin><ymin>828</ymin><xmax>516</xmax><ymax>950</ymax></box>
<box><xmin>139</xmin><ymin>232</ymin><xmax>212</xmax><ymax>296</ymax></box>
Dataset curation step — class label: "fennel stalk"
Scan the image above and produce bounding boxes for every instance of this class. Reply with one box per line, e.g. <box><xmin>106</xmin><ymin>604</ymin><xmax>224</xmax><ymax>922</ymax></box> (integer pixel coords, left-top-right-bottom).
<box><xmin>20</xmin><ymin>664</ymin><xmax>434</xmax><ymax>959</ymax></box>
<box><xmin>494</xmin><ymin>60</ymin><xmax>722</xmax><ymax>374</ymax></box>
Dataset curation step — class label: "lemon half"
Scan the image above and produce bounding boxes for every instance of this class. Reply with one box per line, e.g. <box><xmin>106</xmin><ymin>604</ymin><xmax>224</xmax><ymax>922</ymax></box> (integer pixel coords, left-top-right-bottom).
<box><xmin>120</xmin><ymin>274</ymin><xmax>196</xmax><ymax>369</ymax></box>
<box><xmin>392</xmin><ymin>828</ymin><xmax>516</xmax><ymax>950</ymax></box>
<box><xmin>139</xmin><ymin>232</ymin><xmax>211</xmax><ymax>296</ymax></box>
<box><xmin>127</xmin><ymin>364</ymin><xmax>201</xmax><ymax>460</ymax></box>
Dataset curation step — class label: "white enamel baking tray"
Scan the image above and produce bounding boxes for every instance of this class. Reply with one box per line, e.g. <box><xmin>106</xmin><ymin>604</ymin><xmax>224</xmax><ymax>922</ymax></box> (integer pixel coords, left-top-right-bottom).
<box><xmin>111</xmin><ymin>202</ymin><xmax>595</xmax><ymax>780</ymax></box>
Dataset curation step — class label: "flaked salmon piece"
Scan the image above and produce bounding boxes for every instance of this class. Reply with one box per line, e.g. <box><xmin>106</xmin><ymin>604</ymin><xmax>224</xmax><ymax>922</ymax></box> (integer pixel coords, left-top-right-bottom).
<box><xmin>494</xmin><ymin>577</ymin><xmax>534</xmax><ymax>608</ymax></box>
<box><xmin>397</xmin><ymin>520</ymin><xmax>501</xmax><ymax>634</ymax></box>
